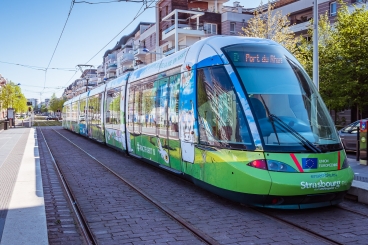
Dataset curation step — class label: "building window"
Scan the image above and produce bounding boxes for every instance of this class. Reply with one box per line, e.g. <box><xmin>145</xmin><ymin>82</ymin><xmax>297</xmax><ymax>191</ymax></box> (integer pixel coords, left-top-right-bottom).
<box><xmin>230</xmin><ymin>22</ymin><xmax>236</xmax><ymax>35</ymax></box>
<box><xmin>330</xmin><ymin>2</ymin><xmax>337</xmax><ymax>16</ymax></box>
<box><xmin>204</xmin><ymin>23</ymin><xmax>217</xmax><ymax>35</ymax></box>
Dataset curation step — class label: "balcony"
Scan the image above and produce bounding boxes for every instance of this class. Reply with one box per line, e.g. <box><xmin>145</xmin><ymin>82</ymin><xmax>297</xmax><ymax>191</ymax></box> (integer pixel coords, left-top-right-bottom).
<box><xmin>106</xmin><ymin>63</ymin><xmax>117</xmax><ymax>72</ymax></box>
<box><xmin>120</xmin><ymin>53</ymin><xmax>134</xmax><ymax>66</ymax></box>
<box><xmin>163</xmin><ymin>45</ymin><xmax>187</xmax><ymax>56</ymax></box>
<box><xmin>162</xmin><ymin>23</ymin><xmax>205</xmax><ymax>42</ymax></box>
<box><xmin>123</xmin><ymin>66</ymin><xmax>134</xmax><ymax>73</ymax></box>
<box><xmin>133</xmin><ymin>45</ymin><xmax>147</xmax><ymax>59</ymax></box>
<box><xmin>289</xmin><ymin>21</ymin><xmax>310</xmax><ymax>33</ymax></box>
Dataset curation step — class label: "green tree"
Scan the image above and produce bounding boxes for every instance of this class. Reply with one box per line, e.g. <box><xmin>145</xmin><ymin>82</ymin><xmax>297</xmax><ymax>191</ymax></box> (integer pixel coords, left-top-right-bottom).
<box><xmin>298</xmin><ymin>2</ymin><xmax>368</xmax><ymax>119</ymax></box>
<box><xmin>48</xmin><ymin>93</ymin><xmax>58</xmax><ymax>112</ymax></box>
<box><xmin>297</xmin><ymin>13</ymin><xmax>345</xmax><ymax>119</ymax></box>
<box><xmin>0</xmin><ymin>81</ymin><xmax>27</xmax><ymax>113</ymax></box>
<box><xmin>40</xmin><ymin>104</ymin><xmax>48</xmax><ymax>113</ymax></box>
<box><xmin>240</xmin><ymin>1</ymin><xmax>300</xmax><ymax>54</ymax></box>
<box><xmin>333</xmin><ymin>3</ymin><xmax>368</xmax><ymax>118</ymax></box>
<box><xmin>48</xmin><ymin>93</ymin><xmax>66</xmax><ymax>113</ymax></box>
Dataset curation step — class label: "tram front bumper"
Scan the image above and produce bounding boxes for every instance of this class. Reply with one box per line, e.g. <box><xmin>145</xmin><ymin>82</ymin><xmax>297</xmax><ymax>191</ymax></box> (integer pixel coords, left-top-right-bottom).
<box><xmin>263</xmin><ymin>168</ymin><xmax>354</xmax><ymax>208</ymax></box>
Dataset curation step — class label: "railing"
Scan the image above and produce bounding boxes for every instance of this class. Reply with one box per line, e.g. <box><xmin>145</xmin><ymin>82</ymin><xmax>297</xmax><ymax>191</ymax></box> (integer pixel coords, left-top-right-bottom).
<box><xmin>133</xmin><ymin>48</ymin><xmax>143</xmax><ymax>55</ymax></box>
<box><xmin>120</xmin><ymin>53</ymin><xmax>134</xmax><ymax>63</ymax></box>
<box><xmin>107</xmin><ymin>63</ymin><xmax>117</xmax><ymax>69</ymax></box>
<box><xmin>163</xmin><ymin>24</ymin><xmax>204</xmax><ymax>34</ymax></box>
<box><xmin>163</xmin><ymin>45</ymin><xmax>188</xmax><ymax>56</ymax></box>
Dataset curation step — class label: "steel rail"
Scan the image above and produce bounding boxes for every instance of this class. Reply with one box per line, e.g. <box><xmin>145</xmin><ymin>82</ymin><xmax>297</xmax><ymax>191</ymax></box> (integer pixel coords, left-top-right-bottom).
<box><xmin>38</xmin><ymin>126</ymin><xmax>97</xmax><ymax>245</ymax></box>
<box><xmin>252</xmin><ymin>208</ymin><xmax>343</xmax><ymax>245</ymax></box>
<box><xmin>337</xmin><ymin>203</ymin><xmax>368</xmax><ymax>218</ymax></box>
<box><xmin>48</xmin><ymin>127</ymin><xmax>219</xmax><ymax>245</ymax></box>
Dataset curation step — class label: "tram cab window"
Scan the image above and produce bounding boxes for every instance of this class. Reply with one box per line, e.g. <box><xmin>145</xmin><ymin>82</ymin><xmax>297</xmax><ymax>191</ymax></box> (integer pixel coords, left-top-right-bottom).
<box><xmin>197</xmin><ymin>66</ymin><xmax>253</xmax><ymax>149</ymax></box>
<box><xmin>223</xmin><ymin>44</ymin><xmax>341</xmax><ymax>152</ymax></box>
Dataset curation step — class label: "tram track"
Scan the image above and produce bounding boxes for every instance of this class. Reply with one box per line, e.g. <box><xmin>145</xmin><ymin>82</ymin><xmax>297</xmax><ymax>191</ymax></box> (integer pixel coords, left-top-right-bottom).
<box><xmin>40</xmin><ymin>126</ymin><xmax>216</xmax><ymax>245</ymax></box>
<box><xmin>40</xmin><ymin>125</ymin><xmax>367</xmax><ymax>245</ymax></box>
<box><xmin>251</xmin><ymin>208</ymin><xmax>343</xmax><ymax>245</ymax></box>
<box><xmin>38</xmin><ymin>126</ymin><xmax>97</xmax><ymax>245</ymax></box>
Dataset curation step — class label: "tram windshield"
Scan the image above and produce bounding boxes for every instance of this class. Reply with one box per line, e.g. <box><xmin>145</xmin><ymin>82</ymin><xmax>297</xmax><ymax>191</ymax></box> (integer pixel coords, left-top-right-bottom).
<box><xmin>223</xmin><ymin>44</ymin><xmax>342</xmax><ymax>152</ymax></box>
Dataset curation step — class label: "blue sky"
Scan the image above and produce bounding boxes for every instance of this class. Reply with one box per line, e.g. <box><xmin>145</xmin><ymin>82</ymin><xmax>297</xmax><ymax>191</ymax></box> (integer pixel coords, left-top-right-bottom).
<box><xmin>0</xmin><ymin>0</ymin><xmax>263</xmax><ymax>100</ymax></box>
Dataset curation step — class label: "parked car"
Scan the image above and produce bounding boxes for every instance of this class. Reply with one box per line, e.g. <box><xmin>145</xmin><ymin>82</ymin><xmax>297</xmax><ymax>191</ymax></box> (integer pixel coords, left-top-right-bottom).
<box><xmin>47</xmin><ymin>115</ymin><xmax>59</xmax><ymax>121</ymax></box>
<box><xmin>338</xmin><ymin>119</ymin><xmax>368</xmax><ymax>151</ymax></box>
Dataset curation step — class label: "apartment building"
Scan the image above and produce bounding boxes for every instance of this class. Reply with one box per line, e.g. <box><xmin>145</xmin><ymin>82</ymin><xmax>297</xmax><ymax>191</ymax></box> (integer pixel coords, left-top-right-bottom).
<box><xmin>27</xmin><ymin>98</ymin><xmax>38</xmax><ymax>108</ymax></box>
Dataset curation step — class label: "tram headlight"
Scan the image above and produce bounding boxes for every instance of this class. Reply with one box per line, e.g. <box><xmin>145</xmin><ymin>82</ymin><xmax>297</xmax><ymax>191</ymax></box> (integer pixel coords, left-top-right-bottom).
<box><xmin>266</xmin><ymin>160</ymin><xmax>297</xmax><ymax>173</ymax></box>
<box><xmin>247</xmin><ymin>159</ymin><xmax>297</xmax><ymax>172</ymax></box>
<box><xmin>341</xmin><ymin>158</ymin><xmax>350</xmax><ymax>169</ymax></box>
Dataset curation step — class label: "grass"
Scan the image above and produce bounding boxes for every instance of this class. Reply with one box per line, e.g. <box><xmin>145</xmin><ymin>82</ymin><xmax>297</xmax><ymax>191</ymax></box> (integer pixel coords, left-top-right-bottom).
<box><xmin>32</xmin><ymin>120</ymin><xmax>62</xmax><ymax>126</ymax></box>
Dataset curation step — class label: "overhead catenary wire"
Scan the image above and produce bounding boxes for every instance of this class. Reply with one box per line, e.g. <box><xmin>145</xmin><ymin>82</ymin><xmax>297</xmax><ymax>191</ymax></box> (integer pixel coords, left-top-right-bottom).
<box><xmin>32</xmin><ymin>0</ymin><xmax>155</xmax><ymax>97</ymax></box>
<box><xmin>84</xmin><ymin>0</ymin><xmax>155</xmax><ymax>64</ymax></box>
<box><xmin>44</xmin><ymin>0</ymin><xmax>76</xmax><ymax>89</ymax></box>
<box><xmin>75</xmin><ymin>0</ymin><xmax>158</xmax><ymax>4</ymax></box>
<box><xmin>0</xmin><ymin>61</ymin><xmax>76</xmax><ymax>71</ymax></box>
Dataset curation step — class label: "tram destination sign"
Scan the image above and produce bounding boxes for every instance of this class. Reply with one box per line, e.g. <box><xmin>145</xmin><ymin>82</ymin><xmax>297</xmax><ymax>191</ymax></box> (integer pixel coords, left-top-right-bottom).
<box><xmin>230</xmin><ymin>51</ymin><xmax>285</xmax><ymax>66</ymax></box>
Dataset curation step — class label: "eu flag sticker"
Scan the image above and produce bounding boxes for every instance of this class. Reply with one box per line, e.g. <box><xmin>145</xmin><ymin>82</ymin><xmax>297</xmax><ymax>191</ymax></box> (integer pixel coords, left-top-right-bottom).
<box><xmin>302</xmin><ymin>158</ymin><xmax>318</xmax><ymax>169</ymax></box>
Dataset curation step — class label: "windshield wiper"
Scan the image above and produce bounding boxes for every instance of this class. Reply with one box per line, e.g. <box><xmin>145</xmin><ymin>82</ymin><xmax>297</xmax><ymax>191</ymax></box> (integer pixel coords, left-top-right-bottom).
<box><xmin>259</xmin><ymin>95</ymin><xmax>280</xmax><ymax>145</ymax></box>
<box><xmin>269</xmin><ymin>114</ymin><xmax>321</xmax><ymax>153</ymax></box>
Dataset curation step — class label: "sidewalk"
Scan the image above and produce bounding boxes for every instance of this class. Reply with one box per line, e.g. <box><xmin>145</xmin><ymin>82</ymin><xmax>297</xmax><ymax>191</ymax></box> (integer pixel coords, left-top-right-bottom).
<box><xmin>0</xmin><ymin>127</ymin><xmax>48</xmax><ymax>245</ymax></box>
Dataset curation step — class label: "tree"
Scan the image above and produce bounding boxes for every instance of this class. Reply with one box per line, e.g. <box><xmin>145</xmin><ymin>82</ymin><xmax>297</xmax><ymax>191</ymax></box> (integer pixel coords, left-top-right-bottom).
<box><xmin>0</xmin><ymin>81</ymin><xmax>27</xmax><ymax>113</ymax></box>
<box><xmin>298</xmin><ymin>1</ymin><xmax>368</xmax><ymax>119</ymax></box>
<box><xmin>48</xmin><ymin>93</ymin><xmax>66</xmax><ymax>113</ymax></box>
<box><xmin>240</xmin><ymin>1</ymin><xmax>300</xmax><ymax>54</ymax></box>
<box><xmin>297</xmin><ymin>13</ymin><xmax>346</xmax><ymax>119</ymax></box>
<box><xmin>332</xmin><ymin>3</ymin><xmax>368</xmax><ymax>118</ymax></box>
<box><xmin>48</xmin><ymin>93</ymin><xmax>58</xmax><ymax>112</ymax></box>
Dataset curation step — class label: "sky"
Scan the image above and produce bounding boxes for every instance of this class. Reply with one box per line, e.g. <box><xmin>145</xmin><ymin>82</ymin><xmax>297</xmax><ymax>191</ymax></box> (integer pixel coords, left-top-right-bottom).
<box><xmin>0</xmin><ymin>0</ymin><xmax>263</xmax><ymax>101</ymax></box>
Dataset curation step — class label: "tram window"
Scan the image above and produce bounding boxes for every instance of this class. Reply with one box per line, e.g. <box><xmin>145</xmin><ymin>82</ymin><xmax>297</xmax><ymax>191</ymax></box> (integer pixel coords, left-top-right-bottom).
<box><xmin>133</xmin><ymin>89</ymin><xmax>141</xmax><ymax>133</ymax></box>
<box><xmin>127</xmin><ymin>86</ymin><xmax>135</xmax><ymax>132</ymax></box>
<box><xmin>105</xmin><ymin>90</ymin><xmax>114</xmax><ymax>128</ymax></box>
<box><xmin>72</xmin><ymin>102</ymin><xmax>78</xmax><ymax>122</ymax></box>
<box><xmin>197</xmin><ymin>66</ymin><xmax>253</xmax><ymax>148</ymax></box>
<box><xmin>106</xmin><ymin>88</ymin><xmax>120</xmax><ymax>128</ymax></box>
<box><xmin>168</xmin><ymin>74</ymin><xmax>180</xmax><ymax>139</ymax></box>
<box><xmin>113</xmin><ymin>90</ymin><xmax>121</xmax><ymax>128</ymax></box>
<box><xmin>79</xmin><ymin>99</ymin><xmax>86</xmax><ymax>123</ymax></box>
<box><xmin>141</xmin><ymin>81</ymin><xmax>156</xmax><ymax>135</ymax></box>
<box><xmin>156</xmin><ymin>77</ymin><xmax>169</xmax><ymax>137</ymax></box>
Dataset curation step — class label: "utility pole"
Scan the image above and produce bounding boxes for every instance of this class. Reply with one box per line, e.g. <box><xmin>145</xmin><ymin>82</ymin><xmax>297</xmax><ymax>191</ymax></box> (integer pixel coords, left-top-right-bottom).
<box><xmin>313</xmin><ymin>0</ymin><xmax>319</xmax><ymax>90</ymax></box>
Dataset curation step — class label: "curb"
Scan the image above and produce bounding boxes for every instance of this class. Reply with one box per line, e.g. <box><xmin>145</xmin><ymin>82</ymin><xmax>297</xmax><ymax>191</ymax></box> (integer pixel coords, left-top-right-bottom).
<box><xmin>347</xmin><ymin>180</ymin><xmax>368</xmax><ymax>204</ymax></box>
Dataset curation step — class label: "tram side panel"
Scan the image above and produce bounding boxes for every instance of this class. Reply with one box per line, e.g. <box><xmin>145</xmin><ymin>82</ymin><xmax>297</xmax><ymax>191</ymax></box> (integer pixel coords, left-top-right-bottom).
<box><xmin>126</xmin><ymin>74</ymin><xmax>183</xmax><ymax>171</ymax></box>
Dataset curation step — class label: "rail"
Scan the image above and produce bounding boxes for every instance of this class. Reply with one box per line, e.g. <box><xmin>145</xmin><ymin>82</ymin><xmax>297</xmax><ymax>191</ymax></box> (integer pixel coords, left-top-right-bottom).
<box><xmin>44</xmin><ymin>127</ymin><xmax>220</xmax><ymax>245</ymax></box>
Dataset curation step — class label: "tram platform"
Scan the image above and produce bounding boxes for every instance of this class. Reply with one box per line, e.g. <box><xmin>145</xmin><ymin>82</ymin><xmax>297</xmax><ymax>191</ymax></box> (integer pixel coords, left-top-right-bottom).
<box><xmin>0</xmin><ymin>126</ymin><xmax>368</xmax><ymax>245</ymax></box>
<box><xmin>0</xmin><ymin>127</ymin><xmax>48</xmax><ymax>245</ymax></box>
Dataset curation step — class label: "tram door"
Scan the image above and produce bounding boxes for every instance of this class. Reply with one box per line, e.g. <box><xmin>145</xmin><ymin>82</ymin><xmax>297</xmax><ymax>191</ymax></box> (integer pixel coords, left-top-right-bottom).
<box><xmin>156</xmin><ymin>77</ymin><xmax>170</xmax><ymax>167</ymax></box>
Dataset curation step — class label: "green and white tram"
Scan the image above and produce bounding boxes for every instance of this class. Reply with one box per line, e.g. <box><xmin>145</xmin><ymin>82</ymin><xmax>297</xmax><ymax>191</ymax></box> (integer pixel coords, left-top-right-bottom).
<box><xmin>63</xmin><ymin>36</ymin><xmax>354</xmax><ymax>209</ymax></box>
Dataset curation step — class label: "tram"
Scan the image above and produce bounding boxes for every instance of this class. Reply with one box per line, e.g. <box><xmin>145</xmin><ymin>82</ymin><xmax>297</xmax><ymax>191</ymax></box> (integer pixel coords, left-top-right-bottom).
<box><xmin>63</xmin><ymin>36</ymin><xmax>354</xmax><ymax>209</ymax></box>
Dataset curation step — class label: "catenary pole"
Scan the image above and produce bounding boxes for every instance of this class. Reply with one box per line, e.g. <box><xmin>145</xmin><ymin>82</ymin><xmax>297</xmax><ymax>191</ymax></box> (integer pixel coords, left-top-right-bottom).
<box><xmin>313</xmin><ymin>0</ymin><xmax>319</xmax><ymax>90</ymax></box>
